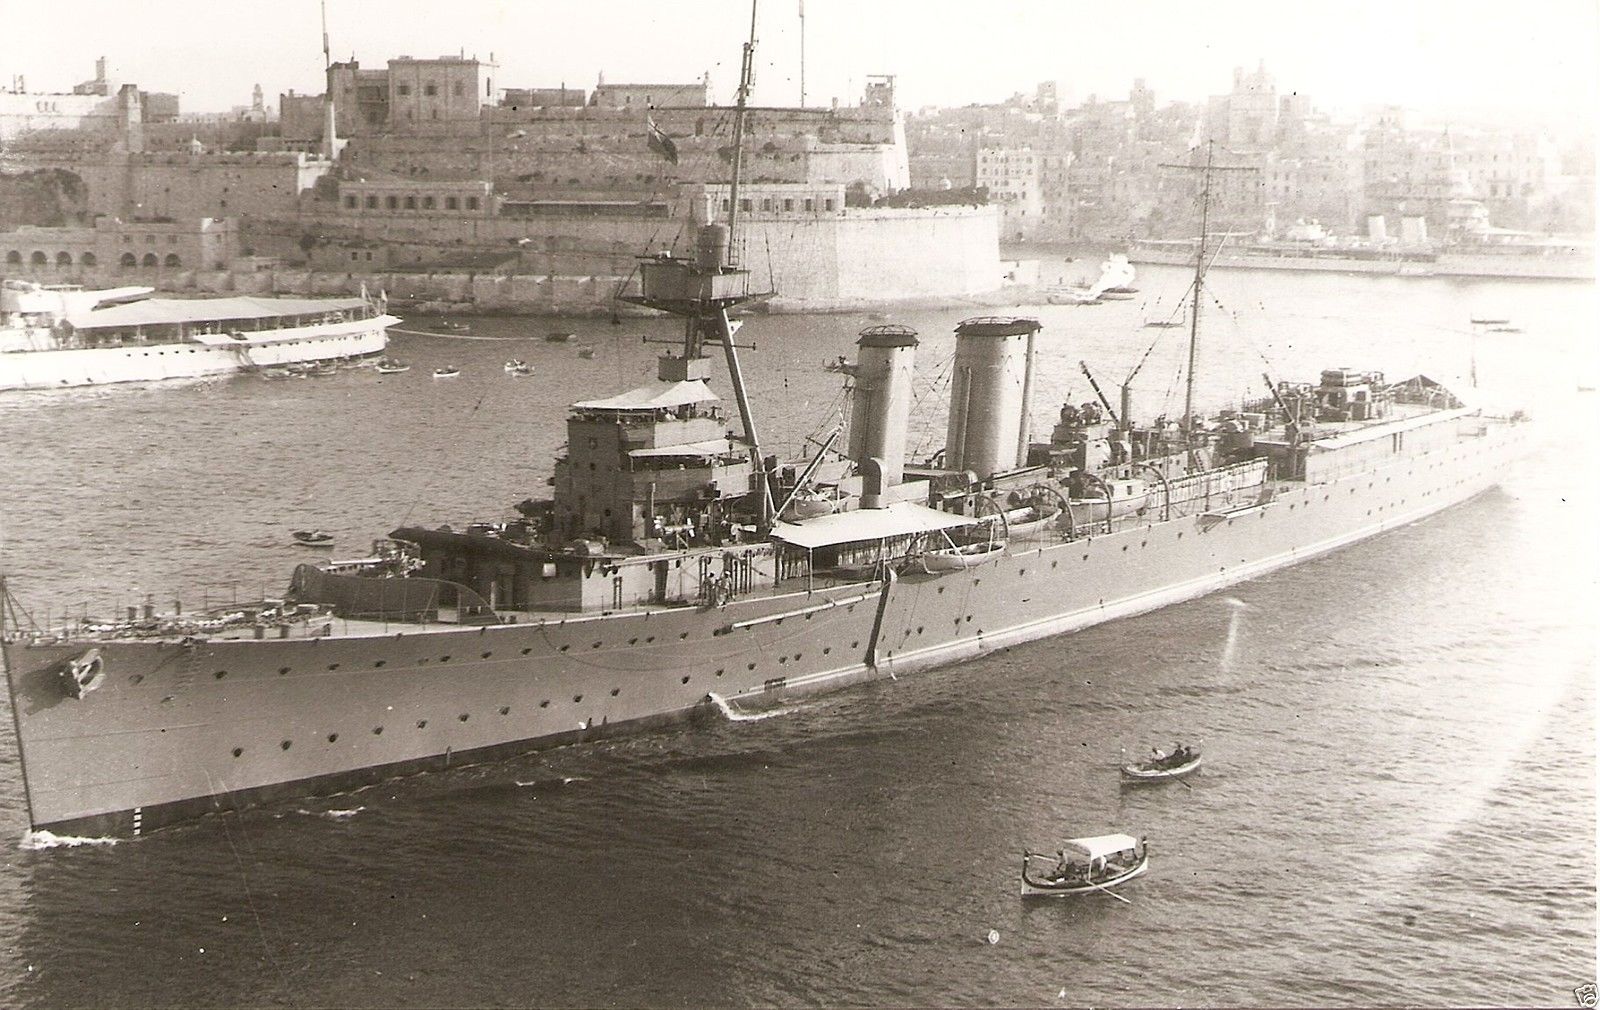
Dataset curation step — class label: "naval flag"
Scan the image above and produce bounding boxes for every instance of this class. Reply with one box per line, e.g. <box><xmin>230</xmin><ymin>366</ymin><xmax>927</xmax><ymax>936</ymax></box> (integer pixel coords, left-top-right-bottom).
<box><xmin>646</xmin><ymin>116</ymin><xmax>679</xmax><ymax>165</ymax></box>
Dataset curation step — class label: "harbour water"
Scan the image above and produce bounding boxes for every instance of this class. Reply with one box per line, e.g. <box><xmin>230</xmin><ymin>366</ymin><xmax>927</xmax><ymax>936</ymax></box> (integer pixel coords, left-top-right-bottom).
<box><xmin>0</xmin><ymin>266</ymin><xmax>1593</xmax><ymax>1006</ymax></box>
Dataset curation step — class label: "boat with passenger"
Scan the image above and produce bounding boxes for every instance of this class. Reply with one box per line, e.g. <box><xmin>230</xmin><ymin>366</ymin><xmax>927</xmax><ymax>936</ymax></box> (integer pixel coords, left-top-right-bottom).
<box><xmin>432</xmin><ymin>366</ymin><xmax>461</xmax><ymax>379</ymax></box>
<box><xmin>375</xmin><ymin>357</ymin><xmax>410</xmax><ymax>374</ymax></box>
<box><xmin>1122</xmin><ymin>745</ymin><xmax>1203</xmax><ymax>783</ymax></box>
<box><xmin>291</xmin><ymin>530</ymin><xmax>335</xmax><ymax>547</ymax></box>
<box><xmin>1021</xmin><ymin>834</ymin><xmax>1149</xmax><ymax>897</ymax></box>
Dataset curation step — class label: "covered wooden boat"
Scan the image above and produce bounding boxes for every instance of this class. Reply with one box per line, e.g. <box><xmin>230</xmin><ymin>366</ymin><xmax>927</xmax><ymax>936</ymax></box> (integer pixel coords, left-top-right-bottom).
<box><xmin>291</xmin><ymin>530</ymin><xmax>334</xmax><ymax>547</ymax></box>
<box><xmin>1021</xmin><ymin>834</ymin><xmax>1148</xmax><ymax>898</ymax></box>
<box><xmin>974</xmin><ymin>504</ymin><xmax>1062</xmax><ymax>540</ymax></box>
<box><xmin>1121</xmin><ymin>747</ymin><xmax>1203</xmax><ymax>783</ymax></box>
<box><xmin>922</xmin><ymin>540</ymin><xmax>1004</xmax><ymax>572</ymax></box>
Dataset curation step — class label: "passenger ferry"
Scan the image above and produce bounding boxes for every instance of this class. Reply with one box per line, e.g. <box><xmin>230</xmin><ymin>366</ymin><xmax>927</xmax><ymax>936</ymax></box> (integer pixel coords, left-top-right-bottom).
<box><xmin>0</xmin><ymin>279</ymin><xmax>397</xmax><ymax>391</ymax></box>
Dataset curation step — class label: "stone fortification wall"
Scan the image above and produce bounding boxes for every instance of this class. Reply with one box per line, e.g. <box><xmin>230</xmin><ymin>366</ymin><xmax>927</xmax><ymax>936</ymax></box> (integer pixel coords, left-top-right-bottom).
<box><xmin>9</xmin><ymin>206</ymin><xmax>999</xmax><ymax>313</ymax></box>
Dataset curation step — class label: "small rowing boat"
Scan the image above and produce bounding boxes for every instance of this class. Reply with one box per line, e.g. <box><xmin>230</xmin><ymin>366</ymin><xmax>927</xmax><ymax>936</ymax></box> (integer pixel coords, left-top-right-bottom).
<box><xmin>1122</xmin><ymin>746</ymin><xmax>1202</xmax><ymax>783</ymax></box>
<box><xmin>921</xmin><ymin>540</ymin><xmax>1004</xmax><ymax>572</ymax></box>
<box><xmin>291</xmin><ymin>530</ymin><xmax>335</xmax><ymax>547</ymax></box>
<box><xmin>375</xmin><ymin>357</ymin><xmax>410</xmax><ymax>374</ymax></box>
<box><xmin>1021</xmin><ymin>834</ymin><xmax>1148</xmax><ymax>898</ymax></box>
<box><xmin>504</xmin><ymin>359</ymin><xmax>533</xmax><ymax>375</ymax></box>
<box><xmin>432</xmin><ymin>366</ymin><xmax>461</xmax><ymax>379</ymax></box>
<box><xmin>546</xmin><ymin>331</ymin><xmax>577</xmax><ymax>343</ymax></box>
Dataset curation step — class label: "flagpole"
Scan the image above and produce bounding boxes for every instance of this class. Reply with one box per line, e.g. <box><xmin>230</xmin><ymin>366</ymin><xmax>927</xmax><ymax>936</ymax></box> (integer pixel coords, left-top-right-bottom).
<box><xmin>798</xmin><ymin>0</ymin><xmax>806</xmax><ymax>107</ymax></box>
<box><xmin>726</xmin><ymin>0</ymin><xmax>759</xmax><ymax>265</ymax></box>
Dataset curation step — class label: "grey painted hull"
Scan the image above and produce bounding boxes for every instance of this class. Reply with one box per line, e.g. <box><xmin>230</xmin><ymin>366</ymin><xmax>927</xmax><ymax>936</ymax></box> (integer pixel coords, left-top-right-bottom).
<box><xmin>3</xmin><ymin>414</ymin><xmax>1525</xmax><ymax>835</ymax></box>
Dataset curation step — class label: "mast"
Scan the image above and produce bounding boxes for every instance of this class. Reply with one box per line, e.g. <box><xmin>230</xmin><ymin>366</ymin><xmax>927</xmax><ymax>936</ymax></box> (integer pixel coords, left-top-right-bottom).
<box><xmin>1182</xmin><ymin>143</ymin><xmax>1213</xmax><ymax>464</ymax></box>
<box><xmin>798</xmin><ymin>0</ymin><xmax>806</xmax><ymax>107</ymax></box>
<box><xmin>320</xmin><ymin>0</ymin><xmax>340</xmax><ymax>162</ymax></box>
<box><xmin>1158</xmin><ymin>140</ymin><xmax>1257</xmax><ymax>470</ymax></box>
<box><xmin>619</xmin><ymin>0</ymin><xmax>777</xmax><ymax>528</ymax></box>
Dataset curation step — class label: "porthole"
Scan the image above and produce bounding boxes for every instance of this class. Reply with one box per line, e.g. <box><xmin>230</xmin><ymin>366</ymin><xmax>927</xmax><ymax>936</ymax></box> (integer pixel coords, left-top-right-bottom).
<box><xmin>591</xmin><ymin>642</ymin><xmax>602</xmax><ymax>649</ymax></box>
<box><xmin>481</xmin><ymin>651</ymin><xmax>492</xmax><ymax>659</ymax></box>
<box><xmin>500</xmin><ymin>706</ymin><xmax>510</xmax><ymax>715</ymax></box>
<box><xmin>539</xmin><ymin>700</ymin><xmax>550</xmax><ymax>708</ymax></box>
<box><xmin>280</xmin><ymin>740</ymin><xmax>292</xmax><ymax>751</ymax></box>
<box><xmin>214</xmin><ymin>670</ymin><xmax>227</xmax><ymax>680</ymax></box>
<box><xmin>851</xmin><ymin>640</ymin><xmax>860</xmax><ymax>648</ymax></box>
<box><xmin>747</xmin><ymin>662</ymin><xmax>757</xmax><ymax>671</ymax></box>
<box><xmin>374</xmin><ymin>660</ymin><xmax>386</xmax><ymax>668</ymax></box>
<box><xmin>610</xmin><ymin>688</ymin><xmax>620</xmax><ymax>696</ymax></box>
<box><xmin>417</xmin><ymin>719</ymin><xmax>428</xmax><ymax>728</ymax></box>
<box><xmin>440</xmin><ymin>655</ymin><xmax>451</xmax><ymax>663</ymax></box>
<box><xmin>559</xmin><ymin>644</ymin><xmax>570</xmax><ymax>652</ymax></box>
<box><xmin>521</xmin><ymin>647</ymin><xmax>533</xmax><ymax>655</ymax></box>
<box><xmin>681</xmin><ymin>675</ymin><xmax>690</xmax><ymax>684</ymax></box>
<box><xmin>573</xmin><ymin>694</ymin><xmax>583</xmax><ymax>703</ymax></box>
<box><xmin>328</xmin><ymin>663</ymin><xmax>340</xmax><ymax>671</ymax></box>
<box><xmin>327</xmin><ymin>733</ymin><xmax>339</xmax><ymax>743</ymax></box>
<box><xmin>715</xmin><ymin>668</ymin><xmax>725</xmax><ymax>677</ymax></box>
<box><xmin>458</xmin><ymin>713</ymin><xmax>470</xmax><ymax>722</ymax></box>
<box><xmin>823</xmin><ymin>647</ymin><xmax>831</xmax><ymax>655</ymax></box>
<box><xmin>129</xmin><ymin>674</ymin><xmax>144</xmax><ymax>685</ymax></box>
<box><xmin>232</xmin><ymin>747</ymin><xmax>243</xmax><ymax>758</ymax></box>
<box><xmin>373</xmin><ymin>726</ymin><xmax>384</xmax><ymax>735</ymax></box>
<box><xmin>679</xmin><ymin>632</ymin><xmax>689</xmax><ymax>640</ymax></box>
<box><xmin>629</xmin><ymin>638</ymin><xmax>638</xmax><ymax>646</ymax></box>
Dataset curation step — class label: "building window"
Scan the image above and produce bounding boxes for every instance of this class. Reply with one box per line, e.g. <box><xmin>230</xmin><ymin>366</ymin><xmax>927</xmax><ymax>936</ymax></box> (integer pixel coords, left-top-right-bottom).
<box><xmin>81</xmin><ymin>252</ymin><xmax>96</xmax><ymax>267</ymax></box>
<box><xmin>397</xmin><ymin>84</ymin><xmax>410</xmax><ymax>96</ymax></box>
<box><xmin>5</xmin><ymin>251</ymin><xmax>19</xmax><ymax>264</ymax></box>
<box><xmin>366</xmin><ymin>196</ymin><xmax>378</xmax><ymax>209</ymax></box>
<box><xmin>56</xmin><ymin>251</ymin><xmax>72</xmax><ymax>266</ymax></box>
<box><xmin>345</xmin><ymin>195</ymin><xmax>357</xmax><ymax>209</ymax></box>
<box><xmin>804</xmin><ymin>199</ymin><xmax>814</xmax><ymax>211</ymax></box>
<box><xmin>145</xmin><ymin>235</ymin><xmax>155</xmax><ymax>245</ymax></box>
<box><xmin>824</xmin><ymin>199</ymin><xmax>835</xmax><ymax>211</ymax></box>
<box><xmin>29</xmin><ymin>251</ymin><xmax>47</xmax><ymax>265</ymax></box>
<box><xmin>164</xmin><ymin>254</ymin><xmax>181</xmax><ymax>268</ymax></box>
<box><xmin>404</xmin><ymin>196</ymin><xmax>417</xmax><ymax>209</ymax></box>
<box><xmin>761</xmin><ymin>199</ymin><xmax>772</xmax><ymax>211</ymax></box>
<box><xmin>120</xmin><ymin>252</ymin><xmax>137</xmax><ymax>267</ymax></box>
<box><xmin>424</xmin><ymin>83</ymin><xmax>437</xmax><ymax>97</ymax></box>
<box><xmin>454</xmin><ymin>82</ymin><xmax>464</xmax><ymax>97</ymax></box>
<box><xmin>722</xmin><ymin>199</ymin><xmax>730</xmax><ymax>211</ymax></box>
<box><xmin>142</xmin><ymin>253</ymin><xmax>158</xmax><ymax>267</ymax></box>
<box><xmin>364</xmin><ymin>251</ymin><xmax>373</xmax><ymax>261</ymax></box>
<box><xmin>466</xmin><ymin>196</ymin><xmax>479</xmax><ymax>210</ymax></box>
<box><xmin>445</xmin><ymin>196</ymin><xmax>459</xmax><ymax>210</ymax></box>
<box><xmin>740</xmin><ymin>199</ymin><xmax>752</xmax><ymax>211</ymax></box>
<box><xmin>422</xmin><ymin>196</ymin><xmax>435</xmax><ymax>209</ymax></box>
<box><xmin>351</xmin><ymin>251</ymin><xmax>360</xmax><ymax>261</ymax></box>
<box><xmin>386</xmin><ymin>196</ymin><xmax>399</xmax><ymax>210</ymax></box>
<box><xmin>783</xmin><ymin>199</ymin><xmax>793</xmax><ymax>211</ymax></box>
<box><xmin>168</xmin><ymin>235</ymin><xmax>178</xmax><ymax>244</ymax></box>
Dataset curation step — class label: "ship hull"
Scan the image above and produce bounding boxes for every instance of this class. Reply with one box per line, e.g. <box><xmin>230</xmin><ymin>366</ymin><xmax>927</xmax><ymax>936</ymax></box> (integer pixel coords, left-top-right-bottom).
<box><xmin>0</xmin><ymin>316</ymin><xmax>394</xmax><ymax>392</ymax></box>
<box><xmin>3</xmin><ymin>414</ymin><xmax>1525</xmax><ymax>836</ymax></box>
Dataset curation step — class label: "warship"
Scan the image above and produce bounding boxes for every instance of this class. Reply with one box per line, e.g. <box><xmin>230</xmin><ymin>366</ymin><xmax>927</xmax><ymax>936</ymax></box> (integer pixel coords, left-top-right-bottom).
<box><xmin>1</xmin><ymin>24</ymin><xmax>1527</xmax><ymax>838</ymax></box>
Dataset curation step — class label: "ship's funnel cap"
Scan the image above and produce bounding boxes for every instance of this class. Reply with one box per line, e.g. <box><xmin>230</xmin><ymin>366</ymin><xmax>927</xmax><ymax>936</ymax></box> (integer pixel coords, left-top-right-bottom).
<box><xmin>857</xmin><ymin>323</ymin><xmax>919</xmax><ymax>348</ymax></box>
<box><xmin>954</xmin><ymin>316</ymin><xmax>1041</xmax><ymax>337</ymax></box>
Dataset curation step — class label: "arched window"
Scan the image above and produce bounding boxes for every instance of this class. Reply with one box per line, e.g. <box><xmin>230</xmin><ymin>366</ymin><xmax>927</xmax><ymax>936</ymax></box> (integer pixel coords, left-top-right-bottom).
<box><xmin>141</xmin><ymin>253</ymin><xmax>158</xmax><ymax>267</ymax></box>
<box><xmin>5</xmin><ymin>251</ymin><xmax>20</xmax><ymax>264</ymax></box>
<box><xmin>164</xmin><ymin>254</ymin><xmax>181</xmax><ymax>268</ymax></box>
<box><xmin>120</xmin><ymin>252</ymin><xmax>137</xmax><ymax>268</ymax></box>
<box><xmin>81</xmin><ymin>252</ymin><xmax>97</xmax><ymax>267</ymax></box>
<box><xmin>30</xmin><ymin>251</ymin><xmax>47</xmax><ymax>265</ymax></box>
<box><xmin>56</xmin><ymin>251</ymin><xmax>72</xmax><ymax>266</ymax></box>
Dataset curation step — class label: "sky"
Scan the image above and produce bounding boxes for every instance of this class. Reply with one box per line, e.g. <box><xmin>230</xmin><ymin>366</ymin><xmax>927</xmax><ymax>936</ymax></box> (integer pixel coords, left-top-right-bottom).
<box><xmin>1</xmin><ymin>0</ymin><xmax>1596</xmax><ymax>129</ymax></box>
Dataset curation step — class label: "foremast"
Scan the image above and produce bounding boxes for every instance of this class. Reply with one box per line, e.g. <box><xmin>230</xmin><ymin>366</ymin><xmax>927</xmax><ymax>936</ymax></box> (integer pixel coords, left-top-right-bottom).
<box><xmin>619</xmin><ymin>0</ymin><xmax>776</xmax><ymax>530</ymax></box>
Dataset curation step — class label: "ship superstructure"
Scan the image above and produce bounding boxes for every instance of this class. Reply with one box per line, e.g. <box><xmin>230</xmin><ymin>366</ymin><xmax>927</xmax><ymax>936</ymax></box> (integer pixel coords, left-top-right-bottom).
<box><xmin>0</xmin><ymin>279</ymin><xmax>397</xmax><ymax>391</ymax></box>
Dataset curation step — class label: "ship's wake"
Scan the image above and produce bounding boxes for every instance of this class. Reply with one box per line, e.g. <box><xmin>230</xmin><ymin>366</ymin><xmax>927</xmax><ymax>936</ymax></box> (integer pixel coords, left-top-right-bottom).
<box><xmin>295</xmin><ymin>806</ymin><xmax>365</xmax><ymax>820</ymax></box>
<box><xmin>20</xmin><ymin>829</ymin><xmax>118</xmax><ymax>850</ymax></box>
<box><xmin>1219</xmin><ymin>597</ymin><xmax>1249</xmax><ymax>672</ymax></box>
<box><xmin>707</xmin><ymin>691</ymin><xmax>796</xmax><ymax>722</ymax></box>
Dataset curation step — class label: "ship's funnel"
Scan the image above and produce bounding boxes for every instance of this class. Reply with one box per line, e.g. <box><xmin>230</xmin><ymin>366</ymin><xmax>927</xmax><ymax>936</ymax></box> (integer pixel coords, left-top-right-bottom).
<box><xmin>945</xmin><ymin>316</ymin><xmax>1041</xmax><ymax>479</ymax></box>
<box><xmin>847</xmin><ymin>324</ymin><xmax>918</xmax><ymax>486</ymax></box>
<box><xmin>696</xmin><ymin>223</ymin><xmax>730</xmax><ymax>271</ymax></box>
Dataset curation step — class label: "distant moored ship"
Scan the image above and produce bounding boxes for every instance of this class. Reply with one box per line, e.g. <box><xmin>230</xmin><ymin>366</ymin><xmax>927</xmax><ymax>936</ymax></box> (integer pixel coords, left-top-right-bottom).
<box><xmin>0</xmin><ymin>279</ymin><xmax>397</xmax><ymax>391</ymax></box>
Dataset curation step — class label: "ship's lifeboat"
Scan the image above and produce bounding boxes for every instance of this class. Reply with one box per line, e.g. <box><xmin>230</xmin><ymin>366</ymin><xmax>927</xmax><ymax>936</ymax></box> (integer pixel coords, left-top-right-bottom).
<box><xmin>58</xmin><ymin>648</ymin><xmax>105</xmax><ymax>699</ymax></box>
<box><xmin>921</xmin><ymin>540</ymin><xmax>1005</xmax><ymax>572</ymax></box>
<box><xmin>1070</xmin><ymin>480</ymin><xmax>1149</xmax><ymax>523</ymax></box>
<box><xmin>782</xmin><ymin>488</ymin><xmax>846</xmax><ymax>520</ymax></box>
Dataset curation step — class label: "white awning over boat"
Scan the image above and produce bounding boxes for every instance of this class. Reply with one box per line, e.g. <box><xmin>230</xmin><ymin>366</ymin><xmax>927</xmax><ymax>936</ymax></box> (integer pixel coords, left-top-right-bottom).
<box><xmin>628</xmin><ymin>438</ymin><xmax>740</xmax><ymax>459</ymax></box>
<box><xmin>770</xmin><ymin>501</ymin><xmax>977</xmax><ymax>550</ymax></box>
<box><xmin>70</xmin><ymin>296</ymin><xmax>370</xmax><ymax>329</ymax></box>
<box><xmin>1061</xmin><ymin>834</ymin><xmax>1141</xmax><ymax>860</ymax></box>
<box><xmin>572</xmin><ymin>379</ymin><xmax>719</xmax><ymax>411</ymax></box>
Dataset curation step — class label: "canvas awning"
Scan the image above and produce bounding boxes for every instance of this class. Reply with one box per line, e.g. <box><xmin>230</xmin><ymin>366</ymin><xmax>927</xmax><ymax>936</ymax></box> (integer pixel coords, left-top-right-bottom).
<box><xmin>71</xmin><ymin>296</ymin><xmax>369</xmax><ymax>329</ymax></box>
<box><xmin>769</xmin><ymin>501</ymin><xmax>977</xmax><ymax>550</ymax></box>
<box><xmin>628</xmin><ymin>438</ymin><xmax>740</xmax><ymax>459</ymax></box>
<box><xmin>572</xmin><ymin>379</ymin><xmax>718</xmax><ymax>411</ymax></box>
<box><xmin>1061</xmin><ymin>834</ymin><xmax>1141</xmax><ymax>861</ymax></box>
